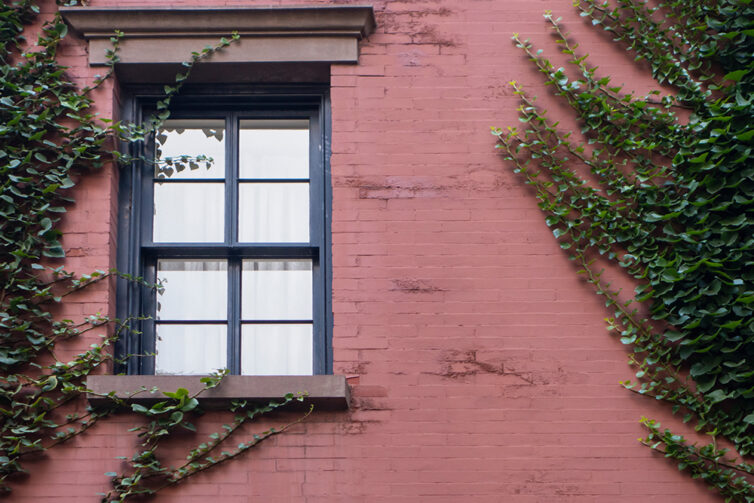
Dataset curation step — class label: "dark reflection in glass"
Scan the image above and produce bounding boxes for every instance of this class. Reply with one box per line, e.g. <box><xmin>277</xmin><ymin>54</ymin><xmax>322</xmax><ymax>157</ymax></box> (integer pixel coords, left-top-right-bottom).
<box><xmin>239</xmin><ymin>120</ymin><xmax>309</xmax><ymax>179</ymax></box>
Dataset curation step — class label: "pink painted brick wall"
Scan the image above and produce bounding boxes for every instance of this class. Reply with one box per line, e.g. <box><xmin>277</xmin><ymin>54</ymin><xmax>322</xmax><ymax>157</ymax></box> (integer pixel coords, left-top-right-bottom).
<box><xmin>13</xmin><ymin>0</ymin><xmax>719</xmax><ymax>501</ymax></box>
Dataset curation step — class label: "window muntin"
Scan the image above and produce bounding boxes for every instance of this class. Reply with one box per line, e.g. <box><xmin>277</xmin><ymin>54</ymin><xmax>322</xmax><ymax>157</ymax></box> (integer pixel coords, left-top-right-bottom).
<box><xmin>132</xmin><ymin>104</ymin><xmax>326</xmax><ymax>376</ymax></box>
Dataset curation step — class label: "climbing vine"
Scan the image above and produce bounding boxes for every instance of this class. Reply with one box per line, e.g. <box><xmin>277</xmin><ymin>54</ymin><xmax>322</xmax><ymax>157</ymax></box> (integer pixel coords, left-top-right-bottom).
<box><xmin>103</xmin><ymin>386</ymin><xmax>310</xmax><ymax>502</ymax></box>
<box><xmin>1</xmin><ymin>1</ymin><xmax>309</xmax><ymax>499</ymax></box>
<box><xmin>495</xmin><ymin>0</ymin><xmax>753</xmax><ymax>499</ymax></box>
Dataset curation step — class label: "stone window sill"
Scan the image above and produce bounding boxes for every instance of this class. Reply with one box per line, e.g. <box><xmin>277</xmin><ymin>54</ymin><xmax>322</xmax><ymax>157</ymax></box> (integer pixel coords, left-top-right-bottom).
<box><xmin>86</xmin><ymin>375</ymin><xmax>350</xmax><ymax>410</ymax></box>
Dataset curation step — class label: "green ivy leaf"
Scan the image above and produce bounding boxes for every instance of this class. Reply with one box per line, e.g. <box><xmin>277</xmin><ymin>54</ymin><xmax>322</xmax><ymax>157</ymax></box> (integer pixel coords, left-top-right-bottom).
<box><xmin>723</xmin><ymin>69</ymin><xmax>748</xmax><ymax>82</ymax></box>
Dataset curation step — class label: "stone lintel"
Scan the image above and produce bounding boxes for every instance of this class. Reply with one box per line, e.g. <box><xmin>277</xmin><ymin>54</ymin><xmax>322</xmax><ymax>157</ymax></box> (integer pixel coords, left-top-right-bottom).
<box><xmin>60</xmin><ymin>6</ymin><xmax>376</xmax><ymax>66</ymax></box>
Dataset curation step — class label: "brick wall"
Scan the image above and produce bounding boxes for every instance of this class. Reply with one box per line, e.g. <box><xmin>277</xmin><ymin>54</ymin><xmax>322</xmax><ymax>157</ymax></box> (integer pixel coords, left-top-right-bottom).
<box><xmin>13</xmin><ymin>0</ymin><xmax>719</xmax><ymax>501</ymax></box>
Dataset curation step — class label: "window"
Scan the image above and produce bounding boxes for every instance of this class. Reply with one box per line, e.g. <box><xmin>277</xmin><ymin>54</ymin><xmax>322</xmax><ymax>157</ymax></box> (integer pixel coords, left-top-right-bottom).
<box><xmin>117</xmin><ymin>92</ymin><xmax>331</xmax><ymax>376</ymax></box>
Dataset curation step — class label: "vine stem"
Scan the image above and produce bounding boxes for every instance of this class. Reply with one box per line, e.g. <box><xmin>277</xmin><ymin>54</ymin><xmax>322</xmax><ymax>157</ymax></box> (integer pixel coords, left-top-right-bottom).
<box><xmin>575</xmin><ymin>252</ymin><xmax>695</xmax><ymax>390</ymax></box>
<box><xmin>513</xmin><ymin>34</ymin><xmax>679</xmax><ymax>166</ymax></box>
<box><xmin>498</xmin><ymin>119</ymin><xmax>704</xmax><ymax>416</ymax></box>
<box><xmin>162</xmin><ymin>405</ymin><xmax>313</xmax><ymax>490</ymax></box>
<box><xmin>642</xmin><ymin>439</ymin><xmax>754</xmax><ymax>476</ymax></box>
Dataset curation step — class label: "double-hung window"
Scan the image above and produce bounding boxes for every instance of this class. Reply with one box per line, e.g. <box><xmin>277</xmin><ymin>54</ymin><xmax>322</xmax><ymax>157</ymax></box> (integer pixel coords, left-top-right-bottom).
<box><xmin>119</xmin><ymin>94</ymin><xmax>330</xmax><ymax>376</ymax></box>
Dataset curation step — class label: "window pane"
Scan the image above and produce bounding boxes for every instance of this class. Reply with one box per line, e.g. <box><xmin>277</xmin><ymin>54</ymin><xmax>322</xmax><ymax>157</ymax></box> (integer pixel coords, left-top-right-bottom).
<box><xmin>238</xmin><ymin>183</ymin><xmax>309</xmax><ymax>242</ymax></box>
<box><xmin>157</xmin><ymin>260</ymin><xmax>227</xmax><ymax>320</ymax></box>
<box><xmin>155</xmin><ymin>324</ymin><xmax>227</xmax><ymax>375</ymax></box>
<box><xmin>241</xmin><ymin>324</ymin><xmax>312</xmax><ymax>375</ymax></box>
<box><xmin>239</xmin><ymin>120</ymin><xmax>309</xmax><ymax>179</ymax></box>
<box><xmin>155</xmin><ymin>119</ymin><xmax>225</xmax><ymax>179</ymax></box>
<box><xmin>242</xmin><ymin>260</ymin><xmax>312</xmax><ymax>320</ymax></box>
<box><xmin>153</xmin><ymin>182</ymin><xmax>224</xmax><ymax>242</ymax></box>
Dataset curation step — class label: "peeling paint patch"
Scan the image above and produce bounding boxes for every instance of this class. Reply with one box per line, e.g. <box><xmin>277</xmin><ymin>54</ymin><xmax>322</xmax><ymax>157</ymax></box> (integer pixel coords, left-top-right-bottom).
<box><xmin>391</xmin><ymin>279</ymin><xmax>444</xmax><ymax>293</ymax></box>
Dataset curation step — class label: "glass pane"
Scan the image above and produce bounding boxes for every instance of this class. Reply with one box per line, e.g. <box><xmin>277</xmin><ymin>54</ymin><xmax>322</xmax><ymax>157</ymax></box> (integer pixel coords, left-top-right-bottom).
<box><xmin>241</xmin><ymin>324</ymin><xmax>312</xmax><ymax>375</ymax></box>
<box><xmin>153</xmin><ymin>182</ymin><xmax>224</xmax><ymax>242</ymax></box>
<box><xmin>157</xmin><ymin>260</ymin><xmax>227</xmax><ymax>320</ymax></box>
<box><xmin>155</xmin><ymin>324</ymin><xmax>227</xmax><ymax>375</ymax></box>
<box><xmin>155</xmin><ymin>119</ymin><xmax>225</xmax><ymax>179</ymax></box>
<box><xmin>238</xmin><ymin>183</ymin><xmax>309</xmax><ymax>242</ymax></box>
<box><xmin>242</xmin><ymin>260</ymin><xmax>312</xmax><ymax>320</ymax></box>
<box><xmin>239</xmin><ymin>120</ymin><xmax>309</xmax><ymax>179</ymax></box>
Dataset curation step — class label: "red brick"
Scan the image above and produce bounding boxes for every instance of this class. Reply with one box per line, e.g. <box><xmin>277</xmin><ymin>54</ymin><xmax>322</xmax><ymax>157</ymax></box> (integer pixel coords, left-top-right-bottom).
<box><xmin>11</xmin><ymin>0</ymin><xmax>721</xmax><ymax>501</ymax></box>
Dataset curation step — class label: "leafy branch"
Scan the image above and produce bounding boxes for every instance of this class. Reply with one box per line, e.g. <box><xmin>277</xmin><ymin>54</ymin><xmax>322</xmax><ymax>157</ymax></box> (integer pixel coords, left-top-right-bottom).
<box><xmin>1</xmin><ymin>1</ymin><xmax>310</xmax><ymax>499</ymax></box>
<box><xmin>496</xmin><ymin>0</ymin><xmax>754</xmax><ymax>499</ymax></box>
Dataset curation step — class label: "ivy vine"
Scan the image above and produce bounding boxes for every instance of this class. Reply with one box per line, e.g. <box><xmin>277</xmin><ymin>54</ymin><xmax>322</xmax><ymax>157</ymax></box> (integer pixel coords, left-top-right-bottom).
<box><xmin>1</xmin><ymin>1</ymin><xmax>309</xmax><ymax>500</ymax></box>
<box><xmin>496</xmin><ymin>0</ymin><xmax>753</xmax><ymax>500</ymax></box>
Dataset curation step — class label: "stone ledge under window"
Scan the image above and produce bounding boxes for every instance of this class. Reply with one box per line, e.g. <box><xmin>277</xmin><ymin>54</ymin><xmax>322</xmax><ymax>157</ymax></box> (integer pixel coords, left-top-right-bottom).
<box><xmin>60</xmin><ymin>6</ymin><xmax>376</xmax><ymax>67</ymax></box>
<box><xmin>86</xmin><ymin>375</ymin><xmax>350</xmax><ymax>410</ymax></box>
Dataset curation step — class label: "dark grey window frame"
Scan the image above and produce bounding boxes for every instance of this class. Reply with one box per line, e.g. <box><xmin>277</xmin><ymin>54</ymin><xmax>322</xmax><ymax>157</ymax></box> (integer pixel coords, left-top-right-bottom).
<box><xmin>115</xmin><ymin>85</ymin><xmax>332</xmax><ymax>376</ymax></box>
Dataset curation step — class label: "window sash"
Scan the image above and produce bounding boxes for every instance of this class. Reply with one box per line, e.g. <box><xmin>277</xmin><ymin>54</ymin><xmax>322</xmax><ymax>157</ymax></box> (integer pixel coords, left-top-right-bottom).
<box><xmin>117</xmin><ymin>96</ymin><xmax>329</xmax><ymax>376</ymax></box>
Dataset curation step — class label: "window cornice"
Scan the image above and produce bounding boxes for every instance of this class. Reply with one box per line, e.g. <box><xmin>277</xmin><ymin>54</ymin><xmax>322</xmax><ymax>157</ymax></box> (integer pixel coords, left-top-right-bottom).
<box><xmin>60</xmin><ymin>5</ymin><xmax>376</xmax><ymax>66</ymax></box>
